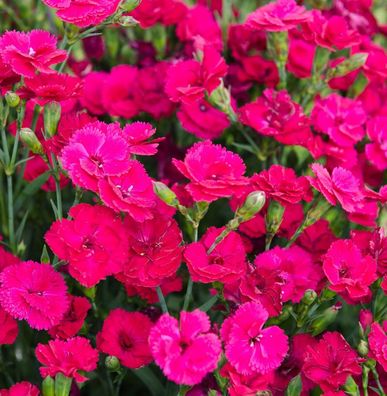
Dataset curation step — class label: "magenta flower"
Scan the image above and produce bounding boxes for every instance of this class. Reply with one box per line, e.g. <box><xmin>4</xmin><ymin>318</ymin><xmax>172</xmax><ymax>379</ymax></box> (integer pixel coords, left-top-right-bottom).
<box><xmin>45</xmin><ymin>204</ymin><xmax>129</xmax><ymax>287</ymax></box>
<box><xmin>122</xmin><ymin>122</ymin><xmax>163</xmax><ymax>156</ymax></box>
<box><xmin>80</xmin><ymin>71</ymin><xmax>108</xmax><ymax>116</ymax></box>
<box><xmin>0</xmin><ymin>261</ymin><xmax>68</xmax><ymax>330</ymax></box>
<box><xmin>0</xmin><ymin>382</ymin><xmax>40</xmax><ymax>396</ymax></box>
<box><xmin>149</xmin><ymin>310</ymin><xmax>221</xmax><ymax>385</ymax></box>
<box><xmin>0</xmin><ymin>30</ymin><xmax>66</xmax><ymax>78</ymax></box>
<box><xmin>365</xmin><ymin>116</ymin><xmax>387</xmax><ymax>171</ymax></box>
<box><xmin>60</xmin><ymin>121</ymin><xmax>130</xmax><ymax>192</ymax></box>
<box><xmin>246</xmin><ymin>0</ymin><xmax>311</xmax><ymax>32</ymax></box>
<box><xmin>0</xmin><ymin>307</ymin><xmax>18</xmax><ymax>345</ymax></box>
<box><xmin>368</xmin><ymin>322</ymin><xmax>387</xmax><ymax>371</ymax></box>
<box><xmin>173</xmin><ymin>140</ymin><xmax>247</xmax><ymax>202</ymax></box>
<box><xmin>221</xmin><ymin>302</ymin><xmax>288</xmax><ymax>375</ymax></box>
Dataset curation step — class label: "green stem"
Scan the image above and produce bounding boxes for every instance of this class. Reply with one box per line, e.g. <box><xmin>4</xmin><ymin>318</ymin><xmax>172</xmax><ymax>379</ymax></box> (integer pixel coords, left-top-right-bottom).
<box><xmin>156</xmin><ymin>287</ymin><xmax>168</xmax><ymax>314</ymax></box>
<box><xmin>7</xmin><ymin>175</ymin><xmax>15</xmax><ymax>253</ymax></box>
<box><xmin>207</xmin><ymin>228</ymin><xmax>231</xmax><ymax>254</ymax></box>
<box><xmin>55</xmin><ymin>177</ymin><xmax>63</xmax><ymax>220</ymax></box>
<box><xmin>371</xmin><ymin>367</ymin><xmax>386</xmax><ymax>396</ymax></box>
<box><xmin>362</xmin><ymin>366</ymin><xmax>369</xmax><ymax>396</ymax></box>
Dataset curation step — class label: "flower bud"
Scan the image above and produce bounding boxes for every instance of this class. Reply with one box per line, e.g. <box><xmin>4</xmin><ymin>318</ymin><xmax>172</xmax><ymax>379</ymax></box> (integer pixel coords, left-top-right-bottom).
<box><xmin>328</xmin><ymin>53</ymin><xmax>368</xmax><ymax>79</ymax></box>
<box><xmin>310</xmin><ymin>303</ymin><xmax>342</xmax><ymax>336</ymax></box>
<box><xmin>357</xmin><ymin>340</ymin><xmax>369</xmax><ymax>357</ymax></box>
<box><xmin>105</xmin><ymin>355</ymin><xmax>121</xmax><ymax>371</ymax></box>
<box><xmin>20</xmin><ymin>127</ymin><xmax>44</xmax><ymax>155</ymax></box>
<box><xmin>236</xmin><ymin>191</ymin><xmax>266</xmax><ymax>222</ymax></box>
<box><xmin>265</xmin><ymin>200</ymin><xmax>285</xmax><ymax>235</ymax></box>
<box><xmin>301</xmin><ymin>289</ymin><xmax>317</xmax><ymax>306</ymax></box>
<box><xmin>153</xmin><ymin>181</ymin><xmax>179</xmax><ymax>208</ymax></box>
<box><xmin>44</xmin><ymin>101</ymin><xmax>61</xmax><ymax>137</ymax></box>
<box><xmin>117</xmin><ymin>15</ymin><xmax>138</xmax><ymax>27</ymax></box>
<box><xmin>5</xmin><ymin>91</ymin><xmax>20</xmax><ymax>108</ymax></box>
<box><xmin>359</xmin><ymin>309</ymin><xmax>373</xmax><ymax>332</ymax></box>
<box><xmin>120</xmin><ymin>0</ymin><xmax>140</xmax><ymax>12</ymax></box>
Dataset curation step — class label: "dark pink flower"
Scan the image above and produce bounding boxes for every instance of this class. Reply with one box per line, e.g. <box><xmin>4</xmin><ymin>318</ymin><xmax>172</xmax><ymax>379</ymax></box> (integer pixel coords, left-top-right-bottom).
<box><xmin>239</xmin><ymin>89</ymin><xmax>311</xmax><ymax>146</ymax></box>
<box><xmin>97</xmin><ymin>309</ymin><xmax>153</xmax><ymax>369</ymax></box>
<box><xmin>121</xmin><ymin>122</ymin><xmax>163</xmax><ymax>156</ymax></box>
<box><xmin>0</xmin><ymin>30</ymin><xmax>66</xmax><ymax>77</ymax></box>
<box><xmin>0</xmin><ymin>239</ymin><xmax>20</xmax><ymax>273</ymax></box>
<box><xmin>287</xmin><ymin>30</ymin><xmax>315</xmax><ymax>78</ymax></box>
<box><xmin>0</xmin><ymin>382</ymin><xmax>40</xmax><ymax>396</ymax></box>
<box><xmin>48</xmin><ymin>296</ymin><xmax>91</xmax><ymax>339</ymax></box>
<box><xmin>368</xmin><ymin>322</ymin><xmax>387</xmax><ymax>371</ymax></box>
<box><xmin>60</xmin><ymin>121</ymin><xmax>130</xmax><ymax>192</ymax></box>
<box><xmin>246</xmin><ymin>0</ymin><xmax>311</xmax><ymax>32</ymax></box>
<box><xmin>323</xmin><ymin>239</ymin><xmax>377</xmax><ymax>303</ymax></box>
<box><xmin>184</xmin><ymin>227</ymin><xmax>246</xmax><ymax>284</ymax></box>
<box><xmin>0</xmin><ymin>306</ymin><xmax>18</xmax><ymax>345</ymax></box>
<box><xmin>80</xmin><ymin>71</ymin><xmax>108</xmax><ymax>115</ymax></box>
<box><xmin>35</xmin><ymin>337</ymin><xmax>98</xmax><ymax>382</ymax></box>
<box><xmin>307</xmin><ymin>163</ymin><xmax>364</xmax><ymax>213</ymax></box>
<box><xmin>173</xmin><ymin>140</ymin><xmax>247</xmax><ymax>202</ymax></box>
<box><xmin>98</xmin><ymin>160</ymin><xmax>156</xmax><ymax>221</ymax></box>
<box><xmin>222</xmin><ymin>302</ymin><xmax>288</xmax><ymax>375</ymax></box>
<box><xmin>302</xmin><ymin>332</ymin><xmax>362</xmax><ymax>392</ymax></box>
<box><xmin>312</xmin><ymin>94</ymin><xmax>366</xmax><ymax>148</ymax></box>
<box><xmin>0</xmin><ymin>56</ymin><xmax>20</xmax><ymax>89</ymax></box>
<box><xmin>365</xmin><ymin>116</ymin><xmax>387</xmax><ymax>171</ymax></box>
<box><xmin>149</xmin><ymin>310</ymin><xmax>221</xmax><ymax>385</ymax></box>
<box><xmin>42</xmin><ymin>0</ymin><xmax>121</xmax><ymax>27</ymax></box>
<box><xmin>0</xmin><ymin>261</ymin><xmax>68</xmax><ymax>330</ymax></box>
<box><xmin>236</xmin><ymin>55</ymin><xmax>279</xmax><ymax>88</ymax></box>
<box><xmin>45</xmin><ymin>204</ymin><xmax>129</xmax><ymax>287</ymax></box>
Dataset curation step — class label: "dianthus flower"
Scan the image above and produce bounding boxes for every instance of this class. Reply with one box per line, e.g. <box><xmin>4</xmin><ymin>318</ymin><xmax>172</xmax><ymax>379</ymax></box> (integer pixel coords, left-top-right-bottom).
<box><xmin>0</xmin><ymin>241</ymin><xmax>20</xmax><ymax>273</ymax></box>
<box><xmin>222</xmin><ymin>302</ymin><xmax>288</xmax><ymax>375</ymax></box>
<box><xmin>302</xmin><ymin>10</ymin><xmax>360</xmax><ymax>50</ymax></box>
<box><xmin>149</xmin><ymin>310</ymin><xmax>221</xmax><ymax>385</ymax></box>
<box><xmin>0</xmin><ymin>30</ymin><xmax>66</xmax><ymax>78</ymax></box>
<box><xmin>41</xmin><ymin>0</ymin><xmax>121</xmax><ymax>27</ymax></box>
<box><xmin>98</xmin><ymin>160</ymin><xmax>156</xmax><ymax>221</ymax></box>
<box><xmin>121</xmin><ymin>122</ymin><xmax>163</xmax><ymax>156</ymax></box>
<box><xmin>184</xmin><ymin>227</ymin><xmax>246</xmax><ymax>284</ymax></box>
<box><xmin>246</xmin><ymin>0</ymin><xmax>311</xmax><ymax>32</ymax></box>
<box><xmin>97</xmin><ymin>309</ymin><xmax>153</xmax><ymax>369</ymax></box>
<box><xmin>0</xmin><ymin>307</ymin><xmax>18</xmax><ymax>345</ymax></box>
<box><xmin>0</xmin><ymin>56</ymin><xmax>19</xmax><ymax>89</ymax></box>
<box><xmin>173</xmin><ymin>140</ymin><xmax>247</xmax><ymax>202</ymax></box>
<box><xmin>251</xmin><ymin>165</ymin><xmax>311</xmax><ymax>206</ymax></box>
<box><xmin>365</xmin><ymin>116</ymin><xmax>387</xmax><ymax>171</ymax></box>
<box><xmin>239</xmin><ymin>89</ymin><xmax>311</xmax><ymax>145</ymax></box>
<box><xmin>60</xmin><ymin>121</ymin><xmax>130</xmax><ymax>191</ymax></box>
<box><xmin>323</xmin><ymin>239</ymin><xmax>377</xmax><ymax>303</ymax></box>
<box><xmin>35</xmin><ymin>337</ymin><xmax>98</xmax><ymax>382</ymax></box>
<box><xmin>0</xmin><ymin>382</ymin><xmax>40</xmax><ymax>396</ymax></box>
<box><xmin>308</xmin><ymin>163</ymin><xmax>364</xmax><ymax>213</ymax></box>
<box><xmin>312</xmin><ymin>94</ymin><xmax>366</xmax><ymax>148</ymax></box>
<box><xmin>287</xmin><ymin>30</ymin><xmax>315</xmax><ymax>78</ymax></box>
<box><xmin>45</xmin><ymin>204</ymin><xmax>129</xmax><ymax>287</ymax></box>
<box><xmin>116</xmin><ymin>214</ymin><xmax>182</xmax><ymax>287</ymax></box>
<box><xmin>368</xmin><ymin>322</ymin><xmax>387</xmax><ymax>371</ymax></box>
<box><xmin>48</xmin><ymin>296</ymin><xmax>90</xmax><ymax>339</ymax></box>
<box><xmin>101</xmin><ymin>65</ymin><xmax>139</xmax><ymax>118</ymax></box>
<box><xmin>0</xmin><ymin>261</ymin><xmax>68</xmax><ymax>330</ymax></box>
<box><xmin>302</xmin><ymin>332</ymin><xmax>361</xmax><ymax>392</ymax></box>
<box><xmin>80</xmin><ymin>71</ymin><xmax>108</xmax><ymax>115</ymax></box>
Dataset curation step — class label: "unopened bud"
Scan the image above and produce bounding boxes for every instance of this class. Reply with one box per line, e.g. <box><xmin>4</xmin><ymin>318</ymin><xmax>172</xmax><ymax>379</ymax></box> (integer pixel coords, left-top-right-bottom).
<box><xmin>120</xmin><ymin>0</ymin><xmax>141</xmax><ymax>12</ymax></box>
<box><xmin>117</xmin><ymin>15</ymin><xmax>138</xmax><ymax>27</ymax></box>
<box><xmin>153</xmin><ymin>181</ymin><xmax>179</xmax><ymax>207</ymax></box>
<box><xmin>310</xmin><ymin>303</ymin><xmax>341</xmax><ymax>336</ymax></box>
<box><xmin>328</xmin><ymin>53</ymin><xmax>368</xmax><ymax>79</ymax></box>
<box><xmin>5</xmin><ymin>91</ymin><xmax>20</xmax><ymax>108</ymax></box>
<box><xmin>265</xmin><ymin>200</ymin><xmax>285</xmax><ymax>235</ymax></box>
<box><xmin>44</xmin><ymin>101</ymin><xmax>61</xmax><ymax>137</ymax></box>
<box><xmin>301</xmin><ymin>290</ymin><xmax>317</xmax><ymax>306</ymax></box>
<box><xmin>357</xmin><ymin>340</ymin><xmax>369</xmax><ymax>357</ymax></box>
<box><xmin>20</xmin><ymin>127</ymin><xmax>44</xmax><ymax>155</ymax></box>
<box><xmin>236</xmin><ymin>191</ymin><xmax>266</xmax><ymax>222</ymax></box>
<box><xmin>105</xmin><ymin>355</ymin><xmax>121</xmax><ymax>371</ymax></box>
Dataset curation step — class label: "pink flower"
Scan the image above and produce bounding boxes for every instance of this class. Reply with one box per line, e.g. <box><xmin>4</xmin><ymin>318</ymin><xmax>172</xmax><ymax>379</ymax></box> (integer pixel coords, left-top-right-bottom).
<box><xmin>60</xmin><ymin>121</ymin><xmax>130</xmax><ymax>192</ymax></box>
<box><xmin>0</xmin><ymin>382</ymin><xmax>40</xmax><ymax>396</ymax></box>
<box><xmin>0</xmin><ymin>241</ymin><xmax>20</xmax><ymax>273</ymax></box>
<box><xmin>45</xmin><ymin>204</ymin><xmax>129</xmax><ymax>287</ymax></box>
<box><xmin>368</xmin><ymin>322</ymin><xmax>387</xmax><ymax>371</ymax></box>
<box><xmin>121</xmin><ymin>122</ymin><xmax>163</xmax><ymax>156</ymax></box>
<box><xmin>239</xmin><ymin>89</ymin><xmax>311</xmax><ymax>146</ymax></box>
<box><xmin>98</xmin><ymin>160</ymin><xmax>156</xmax><ymax>221</ymax></box>
<box><xmin>0</xmin><ymin>306</ymin><xmax>18</xmax><ymax>345</ymax></box>
<box><xmin>323</xmin><ymin>239</ymin><xmax>377</xmax><ymax>303</ymax></box>
<box><xmin>307</xmin><ymin>163</ymin><xmax>364</xmax><ymax>213</ymax></box>
<box><xmin>221</xmin><ymin>302</ymin><xmax>288</xmax><ymax>375</ymax></box>
<box><xmin>0</xmin><ymin>261</ymin><xmax>68</xmax><ymax>330</ymax></box>
<box><xmin>80</xmin><ymin>71</ymin><xmax>108</xmax><ymax>115</ymax></box>
<box><xmin>0</xmin><ymin>56</ymin><xmax>20</xmax><ymax>89</ymax></box>
<box><xmin>35</xmin><ymin>337</ymin><xmax>98</xmax><ymax>382</ymax></box>
<box><xmin>184</xmin><ymin>227</ymin><xmax>246</xmax><ymax>284</ymax></box>
<box><xmin>246</xmin><ymin>0</ymin><xmax>311</xmax><ymax>32</ymax></box>
<box><xmin>302</xmin><ymin>10</ymin><xmax>360</xmax><ymax>50</ymax></box>
<box><xmin>302</xmin><ymin>332</ymin><xmax>361</xmax><ymax>392</ymax></box>
<box><xmin>149</xmin><ymin>310</ymin><xmax>221</xmax><ymax>385</ymax></box>
<box><xmin>0</xmin><ymin>30</ymin><xmax>66</xmax><ymax>77</ymax></box>
<box><xmin>42</xmin><ymin>0</ymin><xmax>121</xmax><ymax>27</ymax></box>
<box><xmin>117</xmin><ymin>214</ymin><xmax>183</xmax><ymax>287</ymax></box>
<box><xmin>97</xmin><ymin>309</ymin><xmax>153</xmax><ymax>369</ymax></box>
<box><xmin>48</xmin><ymin>296</ymin><xmax>91</xmax><ymax>339</ymax></box>
<box><xmin>251</xmin><ymin>165</ymin><xmax>311</xmax><ymax>206</ymax></box>
<box><xmin>101</xmin><ymin>65</ymin><xmax>140</xmax><ymax>118</ymax></box>
<box><xmin>178</xmin><ymin>99</ymin><xmax>230</xmax><ymax>140</ymax></box>
<box><xmin>365</xmin><ymin>116</ymin><xmax>387</xmax><ymax>171</ymax></box>
<box><xmin>173</xmin><ymin>140</ymin><xmax>247</xmax><ymax>202</ymax></box>
<box><xmin>312</xmin><ymin>94</ymin><xmax>366</xmax><ymax>148</ymax></box>
<box><xmin>287</xmin><ymin>30</ymin><xmax>316</xmax><ymax>78</ymax></box>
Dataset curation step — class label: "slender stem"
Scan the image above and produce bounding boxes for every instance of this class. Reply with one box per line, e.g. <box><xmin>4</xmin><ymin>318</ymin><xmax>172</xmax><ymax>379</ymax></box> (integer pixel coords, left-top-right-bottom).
<box><xmin>207</xmin><ymin>228</ymin><xmax>231</xmax><ymax>254</ymax></box>
<box><xmin>156</xmin><ymin>287</ymin><xmax>168</xmax><ymax>314</ymax></box>
<box><xmin>7</xmin><ymin>175</ymin><xmax>15</xmax><ymax>253</ymax></box>
<box><xmin>55</xmin><ymin>177</ymin><xmax>63</xmax><ymax>220</ymax></box>
<box><xmin>265</xmin><ymin>233</ymin><xmax>275</xmax><ymax>251</ymax></box>
<box><xmin>371</xmin><ymin>367</ymin><xmax>385</xmax><ymax>396</ymax></box>
<box><xmin>362</xmin><ymin>366</ymin><xmax>369</xmax><ymax>396</ymax></box>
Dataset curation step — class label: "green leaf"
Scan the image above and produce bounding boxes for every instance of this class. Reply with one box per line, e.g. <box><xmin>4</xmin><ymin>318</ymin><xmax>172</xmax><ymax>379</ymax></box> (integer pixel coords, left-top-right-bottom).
<box><xmin>40</xmin><ymin>244</ymin><xmax>50</xmax><ymax>264</ymax></box>
<box><xmin>343</xmin><ymin>376</ymin><xmax>360</xmax><ymax>396</ymax></box>
<box><xmin>132</xmin><ymin>366</ymin><xmax>164</xmax><ymax>396</ymax></box>
<box><xmin>199</xmin><ymin>294</ymin><xmax>218</xmax><ymax>312</ymax></box>
<box><xmin>286</xmin><ymin>374</ymin><xmax>302</xmax><ymax>396</ymax></box>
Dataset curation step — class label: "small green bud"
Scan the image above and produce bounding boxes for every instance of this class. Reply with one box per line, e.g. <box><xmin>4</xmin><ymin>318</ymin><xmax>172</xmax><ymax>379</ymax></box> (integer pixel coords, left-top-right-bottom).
<box><xmin>20</xmin><ymin>127</ymin><xmax>44</xmax><ymax>155</ymax></box>
<box><xmin>120</xmin><ymin>0</ymin><xmax>141</xmax><ymax>12</ymax></box>
<box><xmin>301</xmin><ymin>289</ymin><xmax>317</xmax><ymax>306</ymax></box>
<box><xmin>328</xmin><ymin>53</ymin><xmax>368</xmax><ymax>79</ymax></box>
<box><xmin>44</xmin><ymin>101</ymin><xmax>61</xmax><ymax>137</ymax></box>
<box><xmin>310</xmin><ymin>303</ymin><xmax>341</xmax><ymax>336</ymax></box>
<box><xmin>153</xmin><ymin>181</ymin><xmax>179</xmax><ymax>207</ymax></box>
<box><xmin>117</xmin><ymin>15</ymin><xmax>138</xmax><ymax>27</ymax></box>
<box><xmin>265</xmin><ymin>200</ymin><xmax>285</xmax><ymax>235</ymax></box>
<box><xmin>236</xmin><ymin>191</ymin><xmax>266</xmax><ymax>222</ymax></box>
<box><xmin>5</xmin><ymin>91</ymin><xmax>20</xmax><ymax>108</ymax></box>
<box><xmin>105</xmin><ymin>355</ymin><xmax>121</xmax><ymax>371</ymax></box>
<box><xmin>357</xmin><ymin>340</ymin><xmax>369</xmax><ymax>357</ymax></box>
